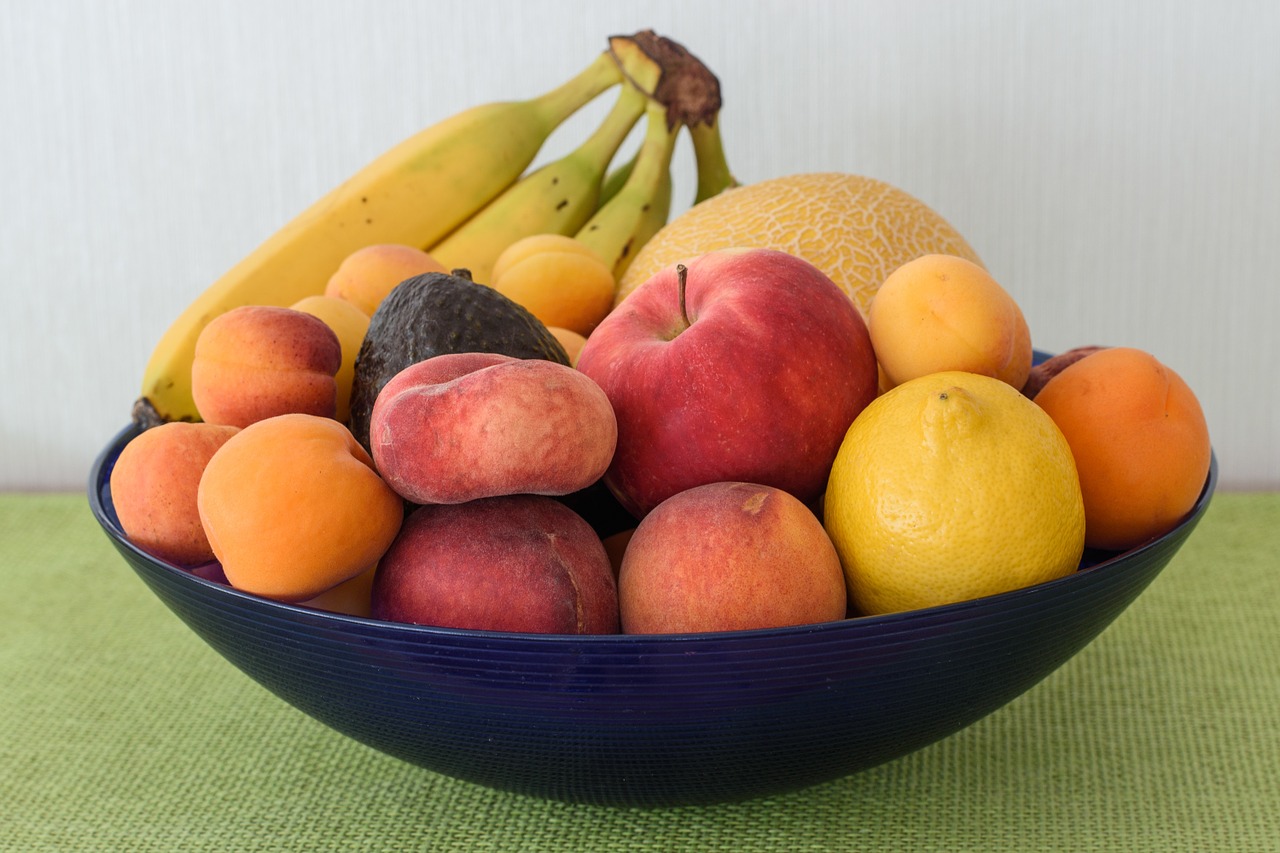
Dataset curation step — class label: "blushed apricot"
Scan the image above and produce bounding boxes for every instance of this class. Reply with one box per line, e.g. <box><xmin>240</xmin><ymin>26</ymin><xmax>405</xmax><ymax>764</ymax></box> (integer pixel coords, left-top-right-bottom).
<box><xmin>197</xmin><ymin>414</ymin><xmax>403</xmax><ymax>602</ymax></box>
<box><xmin>110</xmin><ymin>422</ymin><xmax>239</xmax><ymax>565</ymax></box>
<box><xmin>620</xmin><ymin>483</ymin><xmax>847</xmax><ymax>633</ymax></box>
<box><xmin>191</xmin><ymin>305</ymin><xmax>341</xmax><ymax>428</ymax></box>
<box><xmin>869</xmin><ymin>254</ymin><xmax>1032</xmax><ymax>391</ymax></box>
<box><xmin>325</xmin><ymin>244</ymin><xmax>447</xmax><ymax>316</ymax></box>
<box><xmin>1034</xmin><ymin>347</ymin><xmax>1211</xmax><ymax>550</ymax></box>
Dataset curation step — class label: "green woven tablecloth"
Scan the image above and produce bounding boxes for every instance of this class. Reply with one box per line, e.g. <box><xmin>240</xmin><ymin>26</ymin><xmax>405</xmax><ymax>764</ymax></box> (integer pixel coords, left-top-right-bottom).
<box><xmin>3</xmin><ymin>493</ymin><xmax>1277</xmax><ymax>852</ymax></box>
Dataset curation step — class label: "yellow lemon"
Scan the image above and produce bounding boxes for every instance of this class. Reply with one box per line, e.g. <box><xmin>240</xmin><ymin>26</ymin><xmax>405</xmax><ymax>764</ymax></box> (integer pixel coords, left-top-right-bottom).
<box><xmin>823</xmin><ymin>371</ymin><xmax>1085</xmax><ymax>616</ymax></box>
<box><xmin>616</xmin><ymin>172</ymin><xmax>982</xmax><ymax>316</ymax></box>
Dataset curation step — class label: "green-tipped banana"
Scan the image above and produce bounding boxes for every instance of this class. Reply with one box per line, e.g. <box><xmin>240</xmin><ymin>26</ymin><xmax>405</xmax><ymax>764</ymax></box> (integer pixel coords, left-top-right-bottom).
<box><xmin>689</xmin><ymin>117</ymin><xmax>739</xmax><ymax>204</ymax></box>
<box><xmin>137</xmin><ymin>51</ymin><xmax>622</xmax><ymax>424</ymax></box>
<box><xmin>576</xmin><ymin>98</ymin><xmax>677</xmax><ymax>281</ymax></box>
<box><xmin>598</xmin><ymin>150</ymin><xmax>638</xmax><ymax>208</ymax></box>
<box><xmin>428</xmin><ymin>83</ymin><xmax>648</xmax><ymax>284</ymax></box>
<box><xmin>593</xmin><ymin>38</ymin><xmax>662</xmax><ymax>210</ymax></box>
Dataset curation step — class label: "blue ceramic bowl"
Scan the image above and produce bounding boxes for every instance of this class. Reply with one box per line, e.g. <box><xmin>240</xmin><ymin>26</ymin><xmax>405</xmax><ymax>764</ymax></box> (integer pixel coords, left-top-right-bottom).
<box><xmin>87</xmin><ymin>393</ymin><xmax>1216</xmax><ymax>807</ymax></box>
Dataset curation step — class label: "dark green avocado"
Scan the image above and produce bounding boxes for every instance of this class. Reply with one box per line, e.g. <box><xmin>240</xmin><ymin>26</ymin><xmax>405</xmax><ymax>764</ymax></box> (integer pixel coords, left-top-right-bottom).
<box><xmin>348</xmin><ymin>269</ymin><xmax>570</xmax><ymax>452</ymax></box>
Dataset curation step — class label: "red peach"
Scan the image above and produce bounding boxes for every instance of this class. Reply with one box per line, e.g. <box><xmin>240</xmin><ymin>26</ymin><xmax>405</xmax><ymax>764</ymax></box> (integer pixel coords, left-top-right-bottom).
<box><xmin>369</xmin><ymin>353</ymin><xmax>617</xmax><ymax>504</ymax></box>
<box><xmin>619</xmin><ymin>482</ymin><xmax>848</xmax><ymax>633</ymax></box>
<box><xmin>371</xmin><ymin>495</ymin><xmax>619</xmax><ymax>634</ymax></box>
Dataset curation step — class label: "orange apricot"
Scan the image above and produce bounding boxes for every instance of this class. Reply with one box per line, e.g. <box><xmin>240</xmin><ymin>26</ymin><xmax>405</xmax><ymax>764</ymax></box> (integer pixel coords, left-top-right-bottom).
<box><xmin>197</xmin><ymin>414</ymin><xmax>403</xmax><ymax>602</ymax></box>
<box><xmin>290</xmin><ymin>294</ymin><xmax>371</xmax><ymax>424</ymax></box>
<box><xmin>490</xmin><ymin>235</ymin><xmax>615</xmax><ymax>336</ymax></box>
<box><xmin>869</xmin><ymin>253</ymin><xmax>1032</xmax><ymax>391</ymax></box>
<box><xmin>299</xmin><ymin>563</ymin><xmax>378</xmax><ymax>617</ymax></box>
<box><xmin>1034</xmin><ymin>347</ymin><xmax>1211</xmax><ymax>550</ymax></box>
<box><xmin>325</xmin><ymin>244</ymin><xmax>447</xmax><ymax>316</ymax></box>
<box><xmin>110</xmin><ymin>422</ymin><xmax>239</xmax><ymax>565</ymax></box>
<box><xmin>547</xmin><ymin>326</ymin><xmax>588</xmax><ymax>366</ymax></box>
<box><xmin>490</xmin><ymin>233</ymin><xmax>602</xmax><ymax>282</ymax></box>
<box><xmin>1021</xmin><ymin>345</ymin><xmax>1108</xmax><ymax>399</ymax></box>
<box><xmin>601</xmin><ymin>528</ymin><xmax>634</xmax><ymax>579</ymax></box>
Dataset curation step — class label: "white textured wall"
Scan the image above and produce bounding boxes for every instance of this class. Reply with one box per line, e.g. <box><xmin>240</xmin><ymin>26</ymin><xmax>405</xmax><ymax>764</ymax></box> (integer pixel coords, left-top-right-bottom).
<box><xmin>2</xmin><ymin>0</ymin><xmax>1276</xmax><ymax>491</ymax></box>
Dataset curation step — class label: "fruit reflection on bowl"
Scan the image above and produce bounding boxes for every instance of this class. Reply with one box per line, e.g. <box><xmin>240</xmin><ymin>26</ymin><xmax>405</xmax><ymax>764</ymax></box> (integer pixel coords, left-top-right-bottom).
<box><xmin>87</xmin><ymin>420</ymin><xmax>1216</xmax><ymax>808</ymax></box>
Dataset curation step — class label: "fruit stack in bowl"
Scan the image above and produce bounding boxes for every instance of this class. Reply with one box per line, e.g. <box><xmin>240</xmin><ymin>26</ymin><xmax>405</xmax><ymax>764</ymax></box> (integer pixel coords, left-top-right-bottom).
<box><xmin>110</xmin><ymin>30</ymin><xmax>1212</xmax><ymax>637</ymax></box>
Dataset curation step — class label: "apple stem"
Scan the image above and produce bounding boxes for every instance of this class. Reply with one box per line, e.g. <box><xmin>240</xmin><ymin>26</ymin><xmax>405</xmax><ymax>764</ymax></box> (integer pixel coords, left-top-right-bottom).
<box><xmin>677</xmin><ymin>264</ymin><xmax>690</xmax><ymax>327</ymax></box>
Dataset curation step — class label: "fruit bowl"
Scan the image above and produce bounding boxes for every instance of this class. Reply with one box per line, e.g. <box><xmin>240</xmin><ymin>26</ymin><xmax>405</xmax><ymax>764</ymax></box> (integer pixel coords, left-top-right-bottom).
<box><xmin>87</xmin><ymin>409</ymin><xmax>1217</xmax><ymax>808</ymax></box>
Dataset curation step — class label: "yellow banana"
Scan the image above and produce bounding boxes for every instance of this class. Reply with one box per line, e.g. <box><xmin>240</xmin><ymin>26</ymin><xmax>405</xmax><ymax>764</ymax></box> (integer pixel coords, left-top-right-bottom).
<box><xmin>427</xmin><ymin>83</ymin><xmax>648</xmax><ymax>284</ymax></box>
<box><xmin>136</xmin><ymin>51</ymin><xmax>622</xmax><ymax>425</ymax></box>
<box><xmin>577</xmin><ymin>98</ymin><xmax>677</xmax><ymax>282</ymax></box>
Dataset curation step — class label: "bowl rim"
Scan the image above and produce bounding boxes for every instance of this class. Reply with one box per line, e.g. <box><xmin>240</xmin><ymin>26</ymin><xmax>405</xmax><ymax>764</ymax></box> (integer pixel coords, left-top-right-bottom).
<box><xmin>87</xmin><ymin>417</ymin><xmax>1219</xmax><ymax>647</ymax></box>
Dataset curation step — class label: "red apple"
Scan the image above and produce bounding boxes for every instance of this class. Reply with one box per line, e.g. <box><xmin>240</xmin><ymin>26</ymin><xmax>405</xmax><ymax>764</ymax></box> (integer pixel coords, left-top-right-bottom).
<box><xmin>576</xmin><ymin>248</ymin><xmax>878</xmax><ymax>519</ymax></box>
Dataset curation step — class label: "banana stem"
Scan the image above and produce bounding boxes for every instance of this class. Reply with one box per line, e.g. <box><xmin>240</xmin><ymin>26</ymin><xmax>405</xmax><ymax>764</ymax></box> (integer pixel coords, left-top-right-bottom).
<box><xmin>690</xmin><ymin>118</ymin><xmax>739</xmax><ymax>204</ymax></box>
<box><xmin>606</xmin><ymin>31</ymin><xmax>737</xmax><ymax>205</ymax></box>
<box><xmin>609</xmin><ymin>35</ymin><xmax>664</xmax><ymax>97</ymax></box>
<box><xmin>530</xmin><ymin>51</ymin><xmax>624</xmax><ymax>129</ymax></box>
<box><xmin>609</xmin><ymin>31</ymin><xmax>723</xmax><ymax>128</ymax></box>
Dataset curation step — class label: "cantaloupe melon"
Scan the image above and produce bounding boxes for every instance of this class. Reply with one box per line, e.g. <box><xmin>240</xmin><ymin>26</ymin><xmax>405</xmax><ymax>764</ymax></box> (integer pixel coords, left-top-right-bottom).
<box><xmin>615</xmin><ymin>172</ymin><xmax>983</xmax><ymax>316</ymax></box>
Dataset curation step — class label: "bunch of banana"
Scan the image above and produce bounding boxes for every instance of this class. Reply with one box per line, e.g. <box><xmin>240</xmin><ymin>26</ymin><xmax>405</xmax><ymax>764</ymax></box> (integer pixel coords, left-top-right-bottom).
<box><xmin>574</xmin><ymin>32</ymin><xmax>739</xmax><ymax>279</ymax></box>
<box><xmin>425</xmin><ymin>30</ymin><xmax>739</xmax><ymax>288</ymax></box>
<box><xmin>575</xmin><ymin>97</ymin><xmax>678</xmax><ymax>280</ymax></box>
<box><xmin>607</xmin><ymin>30</ymin><xmax>739</xmax><ymax>205</ymax></box>
<box><xmin>424</xmin><ymin>28</ymin><xmax>741</xmax><ymax>285</ymax></box>
<box><xmin>426</xmin><ymin>83</ymin><xmax>649</xmax><ymax>283</ymax></box>
<box><xmin>134</xmin><ymin>31</ymin><xmax>736</xmax><ymax>427</ymax></box>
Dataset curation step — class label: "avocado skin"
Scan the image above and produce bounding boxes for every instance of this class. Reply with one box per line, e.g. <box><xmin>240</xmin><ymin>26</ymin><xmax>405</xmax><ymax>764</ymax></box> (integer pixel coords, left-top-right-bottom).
<box><xmin>348</xmin><ymin>271</ymin><xmax>570</xmax><ymax>452</ymax></box>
